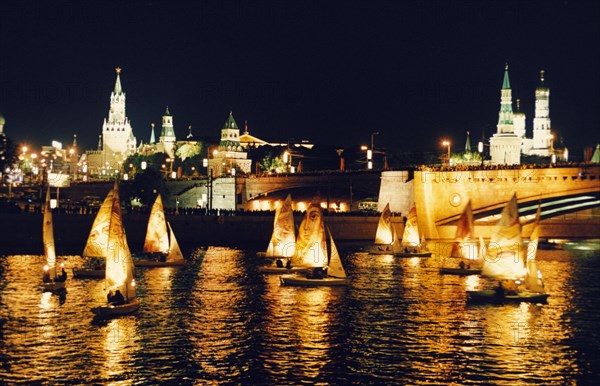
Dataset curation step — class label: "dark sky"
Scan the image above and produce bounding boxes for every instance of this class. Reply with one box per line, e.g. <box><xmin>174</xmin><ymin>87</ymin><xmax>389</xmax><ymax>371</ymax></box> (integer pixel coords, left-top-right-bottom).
<box><xmin>1</xmin><ymin>0</ymin><xmax>598</xmax><ymax>155</ymax></box>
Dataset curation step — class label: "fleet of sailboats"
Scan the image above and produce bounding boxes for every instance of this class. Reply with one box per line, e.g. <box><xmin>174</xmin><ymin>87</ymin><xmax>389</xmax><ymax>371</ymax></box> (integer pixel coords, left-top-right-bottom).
<box><xmin>467</xmin><ymin>195</ymin><xmax>549</xmax><ymax>303</ymax></box>
<box><xmin>41</xmin><ymin>187</ymin><xmax>66</xmax><ymax>293</ymax></box>
<box><xmin>32</xmin><ymin>176</ymin><xmax>557</xmax><ymax>315</ymax></box>
<box><xmin>135</xmin><ymin>194</ymin><xmax>185</xmax><ymax>267</ymax></box>
<box><xmin>439</xmin><ymin>200</ymin><xmax>483</xmax><ymax>275</ymax></box>
<box><xmin>91</xmin><ymin>182</ymin><xmax>140</xmax><ymax>318</ymax></box>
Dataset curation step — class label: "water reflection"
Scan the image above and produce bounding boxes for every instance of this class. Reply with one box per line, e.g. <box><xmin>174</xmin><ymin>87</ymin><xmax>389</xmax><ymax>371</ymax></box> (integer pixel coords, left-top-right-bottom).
<box><xmin>0</xmin><ymin>244</ymin><xmax>598</xmax><ymax>383</ymax></box>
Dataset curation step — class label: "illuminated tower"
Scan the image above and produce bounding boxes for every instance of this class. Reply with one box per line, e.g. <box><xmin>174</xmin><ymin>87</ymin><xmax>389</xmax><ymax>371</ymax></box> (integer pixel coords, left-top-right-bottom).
<box><xmin>159</xmin><ymin>107</ymin><xmax>176</xmax><ymax>157</ymax></box>
<box><xmin>489</xmin><ymin>64</ymin><xmax>521</xmax><ymax>165</ymax></box>
<box><xmin>101</xmin><ymin>67</ymin><xmax>137</xmax><ymax>164</ymax></box>
<box><xmin>149</xmin><ymin>123</ymin><xmax>156</xmax><ymax>144</ymax></box>
<box><xmin>529</xmin><ymin>70</ymin><xmax>552</xmax><ymax>156</ymax></box>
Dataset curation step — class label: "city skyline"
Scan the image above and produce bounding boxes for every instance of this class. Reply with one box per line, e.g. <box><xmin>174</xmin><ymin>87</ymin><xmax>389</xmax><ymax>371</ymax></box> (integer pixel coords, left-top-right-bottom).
<box><xmin>1</xmin><ymin>1</ymin><xmax>599</xmax><ymax>156</ymax></box>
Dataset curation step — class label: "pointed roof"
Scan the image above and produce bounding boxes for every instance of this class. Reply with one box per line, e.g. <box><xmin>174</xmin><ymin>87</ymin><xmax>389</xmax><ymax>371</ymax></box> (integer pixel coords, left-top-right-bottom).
<box><xmin>114</xmin><ymin>67</ymin><xmax>123</xmax><ymax>94</ymax></box>
<box><xmin>223</xmin><ymin>111</ymin><xmax>238</xmax><ymax>130</ymax></box>
<box><xmin>97</xmin><ymin>134</ymin><xmax>102</xmax><ymax>150</ymax></box>
<box><xmin>592</xmin><ymin>144</ymin><xmax>600</xmax><ymax>163</ymax></box>
<box><xmin>150</xmin><ymin>123</ymin><xmax>156</xmax><ymax>144</ymax></box>
<box><xmin>73</xmin><ymin>133</ymin><xmax>77</xmax><ymax>147</ymax></box>
<box><xmin>536</xmin><ymin>70</ymin><xmax>549</xmax><ymax>90</ymax></box>
<box><xmin>465</xmin><ymin>131</ymin><xmax>471</xmax><ymax>152</ymax></box>
<box><xmin>514</xmin><ymin>98</ymin><xmax>525</xmax><ymax>116</ymax></box>
<box><xmin>187</xmin><ymin>125</ymin><xmax>193</xmax><ymax>139</ymax></box>
<box><xmin>164</xmin><ymin>106</ymin><xmax>171</xmax><ymax>116</ymax></box>
<box><xmin>502</xmin><ymin>63</ymin><xmax>511</xmax><ymax>89</ymax></box>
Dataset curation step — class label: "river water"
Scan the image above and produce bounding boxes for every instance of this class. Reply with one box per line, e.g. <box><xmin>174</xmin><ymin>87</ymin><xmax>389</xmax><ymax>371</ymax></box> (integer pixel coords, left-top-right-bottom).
<box><xmin>1</xmin><ymin>242</ymin><xmax>598</xmax><ymax>384</ymax></box>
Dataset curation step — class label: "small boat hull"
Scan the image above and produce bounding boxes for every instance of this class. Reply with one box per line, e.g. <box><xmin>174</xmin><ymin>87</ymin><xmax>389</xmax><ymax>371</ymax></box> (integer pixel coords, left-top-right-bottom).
<box><xmin>439</xmin><ymin>267</ymin><xmax>481</xmax><ymax>275</ymax></box>
<box><xmin>91</xmin><ymin>299</ymin><xmax>141</xmax><ymax>318</ymax></box>
<box><xmin>72</xmin><ymin>268</ymin><xmax>105</xmax><ymax>279</ymax></box>
<box><xmin>280</xmin><ymin>275</ymin><xmax>349</xmax><ymax>287</ymax></box>
<box><xmin>42</xmin><ymin>281</ymin><xmax>66</xmax><ymax>293</ymax></box>
<box><xmin>466</xmin><ymin>290</ymin><xmax>549</xmax><ymax>304</ymax></box>
<box><xmin>395</xmin><ymin>251</ymin><xmax>432</xmax><ymax>258</ymax></box>
<box><xmin>258</xmin><ymin>266</ymin><xmax>308</xmax><ymax>274</ymax></box>
<box><xmin>365</xmin><ymin>244</ymin><xmax>398</xmax><ymax>254</ymax></box>
<box><xmin>135</xmin><ymin>259</ymin><xmax>185</xmax><ymax>267</ymax></box>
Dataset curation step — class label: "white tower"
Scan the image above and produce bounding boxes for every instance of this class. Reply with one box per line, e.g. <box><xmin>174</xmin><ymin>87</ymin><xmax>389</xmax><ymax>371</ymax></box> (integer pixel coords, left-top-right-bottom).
<box><xmin>513</xmin><ymin>99</ymin><xmax>526</xmax><ymax>139</ymax></box>
<box><xmin>530</xmin><ymin>70</ymin><xmax>552</xmax><ymax>156</ymax></box>
<box><xmin>159</xmin><ymin>106</ymin><xmax>176</xmax><ymax>157</ymax></box>
<box><xmin>101</xmin><ymin>67</ymin><xmax>136</xmax><ymax>165</ymax></box>
<box><xmin>489</xmin><ymin>64</ymin><xmax>521</xmax><ymax>165</ymax></box>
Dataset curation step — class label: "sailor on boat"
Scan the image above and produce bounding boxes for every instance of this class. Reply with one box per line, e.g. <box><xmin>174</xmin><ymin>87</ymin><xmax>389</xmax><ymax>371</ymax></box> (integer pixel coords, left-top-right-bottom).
<box><xmin>42</xmin><ymin>268</ymin><xmax>50</xmax><ymax>283</ymax></box>
<box><xmin>107</xmin><ymin>290</ymin><xmax>125</xmax><ymax>306</ymax></box>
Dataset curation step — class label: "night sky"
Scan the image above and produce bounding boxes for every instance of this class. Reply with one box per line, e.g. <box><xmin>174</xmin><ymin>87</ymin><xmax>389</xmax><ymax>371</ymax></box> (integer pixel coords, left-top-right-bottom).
<box><xmin>1</xmin><ymin>0</ymin><xmax>598</xmax><ymax>156</ymax></box>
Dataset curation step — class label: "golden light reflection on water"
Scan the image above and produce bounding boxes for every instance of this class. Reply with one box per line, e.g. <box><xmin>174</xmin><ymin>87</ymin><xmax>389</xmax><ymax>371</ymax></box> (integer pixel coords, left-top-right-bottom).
<box><xmin>101</xmin><ymin>317</ymin><xmax>138</xmax><ymax>383</ymax></box>
<box><xmin>0</xmin><ymin>245</ymin><xmax>597</xmax><ymax>384</ymax></box>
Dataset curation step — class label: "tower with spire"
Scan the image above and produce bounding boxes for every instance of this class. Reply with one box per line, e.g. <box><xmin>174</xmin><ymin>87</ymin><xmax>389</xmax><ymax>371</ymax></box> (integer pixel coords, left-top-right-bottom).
<box><xmin>208</xmin><ymin>111</ymin><xmax>252</xmax><ymax>177</ymax></box>
<box><xmin>159</xmin><ymin>106</ymin><xmax>177</xmax><ymax>157</ymax></box>
<box><xmin>100</xmin><ymin>67</ymin><xmax>137</xmax><ymax>164</ymax></box>
<box><xmin>529</xmin><ymin>70</ymin><xmax>553</xmax><ymax>156</ymax></box>
<box><xmin>489</xmin><ymin>64</ymin><xmax>522</xmax><ymax>165</ymax></box>
<box><xmin>149</xmin><ymin>123</ymin><xmax>156</xmax><ymax>144</ymax></box>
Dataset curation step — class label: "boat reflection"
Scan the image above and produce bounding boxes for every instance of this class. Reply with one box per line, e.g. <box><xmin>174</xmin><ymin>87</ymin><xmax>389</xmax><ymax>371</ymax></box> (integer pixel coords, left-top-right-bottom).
<box><xmin>100</xmin><ymin>317</ymin><xmax>139</xmax><ymax>381</ymax></box>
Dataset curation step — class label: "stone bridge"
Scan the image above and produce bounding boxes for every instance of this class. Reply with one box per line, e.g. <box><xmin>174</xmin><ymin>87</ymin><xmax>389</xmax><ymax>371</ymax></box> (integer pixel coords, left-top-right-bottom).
<box><xmin>379</xmin><ymin>166</ymin><xmax>600</xmax><ymax>239</ymax></box>
<box><xmin>243</xmin><ymin>170</ymin><xmax>382</xmax><ymax>203</ymax></box>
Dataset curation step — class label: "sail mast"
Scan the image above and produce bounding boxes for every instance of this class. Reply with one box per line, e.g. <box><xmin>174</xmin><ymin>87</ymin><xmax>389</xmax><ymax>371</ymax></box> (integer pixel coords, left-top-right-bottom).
<box><xmin>481</xmin><ymin>194</ymin><xmax>527</xmax><ymax>279</ymax></box>
<box><xmin>326</xmin><ymin>228</ymin><xmax>346</xmax><ymax>278</ymax></box>
<box><xmin>166</xmin><ymin>222</ymin><xmax>184</xmax><ymax>263</ymax></box>
<box><xmin>43</xmin><ymin>187</ymin><xmax>57</xmax><ymax>279</ymax></box>
<box><xmin>266</xmin><ymin>194</ymin><xmax>296</xmax><ymax>258</ymax></box>
<box><xmin>375</xmin><ymin>203</ymin><xmax>395</xmax><ymax>245</ymax></box>
<box><xmin>143</xmin><ymin>194</ymin><xmax>169</xmax><ymax>254</ymax></box>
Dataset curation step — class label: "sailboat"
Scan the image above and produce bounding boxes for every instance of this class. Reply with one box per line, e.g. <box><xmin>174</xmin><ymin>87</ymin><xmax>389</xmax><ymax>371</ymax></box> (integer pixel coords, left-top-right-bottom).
<box><xmin>365</xmin><ymin>203</ymin><xmax>402</xmax><ymax>254</ymax></box>
<box><xmin>467</xmin><ymin>195</ymin><xmax>549</xmax><ymax>303</ymax></box>
<box><xmin>135</xmin><ymin>194</ymin><xmax>185</xmax><ymax>267</ymax></box>
<box><xmin>281</xmin><ymin>227</ymin><xmax>349</xmax><ymax>286</ymax></box>
<box><xmin>91</xmin><ymin>182</ymin><xmax>140</xmax><ymax>318</ymax></box>
<box><xmin>439</xmin><ymin>200</ymin><xmax>482</xmax><ymax>275</ymax></box>
<box><xmin>396</xmin><ymin>206</ymin><xmax>432</xmax><ymax>257</ymax></box>
<box><xmin>259</xmin><ymin>194</ymin><xmax>307</xmax><ymax>274</ymax></box>
<box><xmin>73</xmin><ymin>188</ymin><xmax>114</xmax><ymax>279</ymax></box>
<box><xmin>41</xmin><ymin>187</ymin><xmax>66</xmax><ymax>293</ymax></box>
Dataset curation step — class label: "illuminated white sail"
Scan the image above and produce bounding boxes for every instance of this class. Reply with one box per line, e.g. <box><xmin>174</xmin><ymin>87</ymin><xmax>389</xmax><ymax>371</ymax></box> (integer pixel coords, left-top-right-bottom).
<box><xmin>105</xmin><ymin>183</ymin><xmax>136</xmax><ymax>300</ymax></box>
<box><xmin>375</xmin><ymin>203</ymin><xmax>397</xmax><ymax>245</ymax></box>
<box><xmin>166</xmin><ymin>222</ymin><xmax>184</xmax><ymax>263</ymax></box>
<box><xmin>83</xmin><ymin>188</ymin><xmax>114</xmax><ymax>259</ymax></box>
<box><xmin>326</xmin><ymin>228</ymin><xmax>346</xmax><ymax>279</ymax></box>
<box><xmin>401</xmin><ymin>206</ymin><xmax>422</xmax><ymax>250</ymax></box>
<box><xmin>525</xmin><ymin>205</ymin><xmax>545</xmax><ymax>292</ymax></box>
<box><xmin>451</xmin><ymin>200</ymin><xmax>479</xmax><ymax>261</ymax></box>
<box><xmin>143</xmin><ymin>194</ymin><xmax>169</xmax><ymax>255</ymax></box>
<box><xmin>295</xmin><ymin>200</ymin><xmax>327</xmax><ymax>267</ymax></box>
<box><xmin>43</xmin><ymin>187</ymin><xmax>57</xmax><ymax>280</ymax></box>
<box><xmin>482</xmin><ymin>194</ymin><xmax>527</xmax><ymax>280</ymax></box>
<box><xmin>266</xmin><ymin>194</ymin><xmax>296</xmax><ymax>258</ymax></box>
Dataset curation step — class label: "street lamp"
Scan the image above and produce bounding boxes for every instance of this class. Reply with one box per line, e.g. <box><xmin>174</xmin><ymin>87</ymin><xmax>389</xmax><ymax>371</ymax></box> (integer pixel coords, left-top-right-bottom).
<box><xmin>442</xmin><ymin>140</ymin><xmax>451</xmax><ymax>164</ymax></box>
<box><xmin>371</xmin><ymin>132</ymin><xmax>379</xmax><ymax>152</ymax></box>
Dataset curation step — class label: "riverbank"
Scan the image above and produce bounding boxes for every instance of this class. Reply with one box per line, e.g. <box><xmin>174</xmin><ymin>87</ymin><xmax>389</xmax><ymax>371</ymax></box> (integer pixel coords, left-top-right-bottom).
<box><xmin>0</xmin><ymin>213</ymin><xmax>390</xmax><ymax>255</ymax></box>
